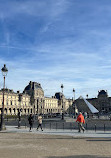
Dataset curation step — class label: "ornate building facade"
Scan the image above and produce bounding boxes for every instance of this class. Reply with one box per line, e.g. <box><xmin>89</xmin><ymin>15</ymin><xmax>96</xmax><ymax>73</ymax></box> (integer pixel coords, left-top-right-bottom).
<box><xmin>0</xmin><ymin>81</ymin><xmax>72</xmax><ymax>115</ymax></box>
<box><xmin>0</xmin><ymin>89</ymin><xmax>31</xmax><ymax>115</ymax></box>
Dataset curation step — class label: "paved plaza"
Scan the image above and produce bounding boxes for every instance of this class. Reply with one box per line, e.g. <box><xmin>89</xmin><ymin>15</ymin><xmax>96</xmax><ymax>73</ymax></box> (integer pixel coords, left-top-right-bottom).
<box><xmin>0</xmin><ymin>126</ymin><xmax>111</xmax><ymax>158</ymax></box>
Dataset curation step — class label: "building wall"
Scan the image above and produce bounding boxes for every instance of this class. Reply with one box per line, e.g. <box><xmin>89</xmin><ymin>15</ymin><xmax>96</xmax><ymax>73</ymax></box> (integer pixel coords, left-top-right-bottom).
<box><xmin>44</xmin><ymin>97</ymin><xmax>59</xmax><ymax>114</ymax></box>
<box><xmin>0</xmin><ymin>81</ymin><xmax>73</xmax><ymax>115</ymax></box>
<box><xmin>0</xmin><ymin>90</ymin><xmax>32</xmax><ymax>115</ymax></box>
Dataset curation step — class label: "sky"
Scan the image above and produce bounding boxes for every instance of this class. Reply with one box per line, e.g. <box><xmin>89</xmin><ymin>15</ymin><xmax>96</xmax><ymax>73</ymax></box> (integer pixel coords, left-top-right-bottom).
<box><xmin>0</xmin><ymin>0</ymin><xmax>111</xmax><ymax>99</ymax></box>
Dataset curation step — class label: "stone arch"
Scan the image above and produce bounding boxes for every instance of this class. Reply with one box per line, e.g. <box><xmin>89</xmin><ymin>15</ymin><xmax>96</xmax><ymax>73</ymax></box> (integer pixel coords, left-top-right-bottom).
<box><xmin>5</xmin><ymin>108</ymin><xmax>7</xmax><ymax>114</ymax></box>
<box><xmin>9</xmin><ymin>108</ymin><xmax>11</xmax><ymax>114</ymax></box>
<box><xmin>24</xmin><ymin>109</ymin><xmax>26</xmax><ymax>114</ymax></box>
<box><xmin>13</xmin><ymin>108</ymin><xmax>15</xmax><ymax>115</ymax></box>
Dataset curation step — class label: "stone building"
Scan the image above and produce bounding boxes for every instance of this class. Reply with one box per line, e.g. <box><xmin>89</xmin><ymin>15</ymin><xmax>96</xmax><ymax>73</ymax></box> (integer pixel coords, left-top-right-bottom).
<box><xmin>75</xmin><ymin>90</ymin><xmax>111</xmax><ymax>114</ymax></box>
<box><xmin>44</xmin><ymin>97</ymin><xmax>59</xmax><ymax>114</ymax></box>
<box><xmin>23</xmin><ymin>81</ymin><xmax>44</xmax><ymax>114</ymax></box>
<box><xmin>0</xmin><ymin>89</ymin><xmax>31</xmax><ymax>115</ymax></box>
<box><xmin>54</xmin><ymin>92</ymin><xmax>73</xmax><ymax>114</ymax></box>
<box><xmin>0</xmin><ymin>81</ymin><xmax>72</xmax><ymax>115</ymax></box>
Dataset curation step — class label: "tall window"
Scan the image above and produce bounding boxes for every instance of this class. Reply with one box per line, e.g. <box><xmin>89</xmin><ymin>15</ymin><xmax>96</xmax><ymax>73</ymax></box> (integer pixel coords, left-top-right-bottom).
<box><xmin>10</xmin><ymin>101</ymin><xmax>12</xmax><ymax>105</ymax></box>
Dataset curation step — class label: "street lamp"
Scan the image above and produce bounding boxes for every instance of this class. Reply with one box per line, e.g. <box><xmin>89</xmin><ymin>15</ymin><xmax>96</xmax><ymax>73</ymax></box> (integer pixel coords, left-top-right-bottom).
<box><xmin>61</xmin><ymin>84</ymin><xmax>64</xmax><ymax>120</ymax></box>
<box><xmin>73</xmin><ymin>88</ymin><xmax>76</xmax><ymax>118</ymax></box>
<box><xmin>0</xmin><ymin>64</ymin><xmax>8</xmax><ymax>131</ymax></box>
<box><xmin>61</xmin><ymin>84</ymin><xmax>64</xmax><ymax>93</ymax></box>
<box><xmin>18</xmin><ymin>94</ymin><xmax>22</xmax><ymax>128</ymax></box>
<box><xmin>43</xmin><ymin>99</ymin><xmax>45</xmax><ymax>118</ymax></box>
<box><xmin>73</xmin><ymin>88</ymin><xmax>75</xmax><ymax>101</ymax></box>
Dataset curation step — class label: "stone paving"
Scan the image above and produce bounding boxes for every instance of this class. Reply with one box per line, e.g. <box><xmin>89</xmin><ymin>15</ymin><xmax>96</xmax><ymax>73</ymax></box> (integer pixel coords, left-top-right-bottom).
<box><xmin>0</xmin><ymin>126</ymin><xmax>111</xmax><ymax>158</ymax></box>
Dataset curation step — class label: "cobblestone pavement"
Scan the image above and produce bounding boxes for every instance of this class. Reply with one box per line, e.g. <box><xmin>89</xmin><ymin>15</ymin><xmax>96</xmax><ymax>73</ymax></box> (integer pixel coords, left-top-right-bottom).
<box><xmin>0</xmin><ymin>126</ymin><xmax>111</xmax><ymax>158</ymax></box>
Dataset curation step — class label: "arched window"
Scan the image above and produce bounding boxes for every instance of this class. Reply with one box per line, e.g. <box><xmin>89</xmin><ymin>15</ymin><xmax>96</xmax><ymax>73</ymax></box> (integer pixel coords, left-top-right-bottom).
<box><xmin>10</xmin><ymin>101</ymin><xmax>12</xmax><ymax>105</ymax></box>
<box><xmin>13</xmin><ymin>108</ymin><xmax>15</xmax><ymax>114</ymax></box>
<box><xmin>24</xmin><ymin>109</ymin><xmax>26</xmax><ymax>114</ymax></box>
<box><xmin>5</xmin><ymin>108</ymin><xmax>7</xmax><ymax>114</ymax></box>
<box><xmin>9</xmin><ymin>108</ymin><xmax>11</xmax><ymax>114</ymax></box>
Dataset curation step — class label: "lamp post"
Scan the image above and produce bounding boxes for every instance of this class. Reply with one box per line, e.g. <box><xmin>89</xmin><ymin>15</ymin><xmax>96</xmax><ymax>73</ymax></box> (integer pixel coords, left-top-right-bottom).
<box><xmin>0</xmin><ymin>64</ymin><xmax>8</xmax><ymax>131</ymax></box>
<box><xmin>18</xmin><ymin>94</ymin><xmax>22</xmax><ymax>128</ymax></box>
<box><xmin>73</xmin><ymin>88</ymin><xmax>75</xmax><ymax>101</ymax></box>
<box><xmin>43</xmin><ymin>99</ymin><xmax>45</xmax><ymax>118</ymax></box>
<box><xmin>73</xmin><ymin>88</ymin><xmax>76</xmax><ymax>118</ymax></box>
<box><xmin>61</xmin><ymin>84</ymin><xmax>64</xmax><ymax>120</ymax></box>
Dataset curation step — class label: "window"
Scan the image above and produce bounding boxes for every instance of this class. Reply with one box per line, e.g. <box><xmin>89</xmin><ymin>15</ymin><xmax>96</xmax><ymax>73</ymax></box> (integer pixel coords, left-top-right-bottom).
<box><xmin>10</xmin><ymin>101</ymin><xmax>12</xmax><ymax>105</ymax></box>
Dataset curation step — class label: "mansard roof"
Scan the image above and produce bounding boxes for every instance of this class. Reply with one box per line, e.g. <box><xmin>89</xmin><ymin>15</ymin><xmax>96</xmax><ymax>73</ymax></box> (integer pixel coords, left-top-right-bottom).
<box><xmin>24</xmin><ymin>81</ymin><xmax>42</xmax><ymax>91</ymax></box>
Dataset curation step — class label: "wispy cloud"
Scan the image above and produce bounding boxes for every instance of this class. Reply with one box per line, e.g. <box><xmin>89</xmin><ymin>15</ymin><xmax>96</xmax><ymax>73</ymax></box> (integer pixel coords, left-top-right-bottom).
<box><xmin>0</xmin><ymin>0</ymin><xmax>111</xmax><ymax>99</ymax></box>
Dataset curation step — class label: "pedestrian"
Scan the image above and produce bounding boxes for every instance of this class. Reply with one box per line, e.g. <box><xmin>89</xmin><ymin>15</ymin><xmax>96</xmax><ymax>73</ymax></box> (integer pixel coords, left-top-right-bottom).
<box><xmin>84</xmin><ymin>112</ymin><xmax>87</xmax><ymax>119</ymax></box>
<box><xmin>76</xmin><ymin>112</ymin><xmax>85</xmax><ymax>133</ymax></box>
<box><xmin>37</xmin><ymin>113</ymin><xmax>43</xmax><ymax>131</ymax></box>
<box><xmin>28</xmin><ymin>113</ymin><xmax>34</xmax><ymax>132</ymax></box>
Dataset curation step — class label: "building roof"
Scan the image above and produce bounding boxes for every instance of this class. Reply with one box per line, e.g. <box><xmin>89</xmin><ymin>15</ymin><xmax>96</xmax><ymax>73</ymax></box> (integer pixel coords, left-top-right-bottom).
<box><xmin>24</xmin><ymin>81</ymin><xmax>42</xmax><ymax>91</ymax></box>
<box><xmin>98</xmin><ymin>90</ymin><xmax>108</xmax><ymax>97</ymax></box>
<box><xmin>55</xmin><ymin>92</ymin><xmax>64</xmax><ymax>100</ymax></box>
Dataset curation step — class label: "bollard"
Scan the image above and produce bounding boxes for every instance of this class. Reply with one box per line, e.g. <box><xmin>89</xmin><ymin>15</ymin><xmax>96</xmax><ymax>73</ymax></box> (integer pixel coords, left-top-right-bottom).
<box><xmin>104</xmin><ymin>124</ymin><xmax>105</xmax><ymax>132</ymax></box>
<box><xmin>56</xmin><ymin>123</ymin><xmax>57</xmax><ymax>130</ymax></box>
<box><xmin>95</xmin><ymin>124</ymin><xmax>96</xmax><ymax>132</ymax></box>
<box><xmin>25</xmin><ymin>122</ymin><xmax>26</xmax><ymax>129</ymax></box>
<box><xmin>86</xmin><ymin>123</ymin><xmax>87</xmax><ymax>130</ymax></box>
<box><xmin>63</xmin><ymin>123</ymin><xmax>64</xmax><ymax>130</ymax></box>
<box><xmin>70</xmin><ymin>123</ymin><xmax>72</xmax><ymax>131</ymax></box>
<box><xmin>44</xmin><ymin>123</ymin><xmax>45</xmax><ymax>129</ymax></box>
<box><xmin>50</xmin><ymin>123</ymin><xmax>51</xmax><ymax>130</ymax></box>
<box><xmin>18</xmin><ymin>120</ymin><xmax>21</xmax><ymax>129</ymax></box>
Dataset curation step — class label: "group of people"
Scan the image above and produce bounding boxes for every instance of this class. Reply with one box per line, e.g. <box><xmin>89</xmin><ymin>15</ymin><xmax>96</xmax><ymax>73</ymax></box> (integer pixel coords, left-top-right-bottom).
<box><xmin>28</xmin><ymin>112</ymin><xmax>86</xmax><ymax>133</ymax></box>
<box><xmin>28</xmin><ymin>113</ymin><xmax>43</xmax><ymax>132</ymax></box>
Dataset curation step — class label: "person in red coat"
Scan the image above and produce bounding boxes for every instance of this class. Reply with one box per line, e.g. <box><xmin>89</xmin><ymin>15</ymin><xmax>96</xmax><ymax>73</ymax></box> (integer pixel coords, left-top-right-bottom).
<box><xmin>76</xmin><ymin>112</ymin><xmax>85</xmax><ymax>133</ymax></box>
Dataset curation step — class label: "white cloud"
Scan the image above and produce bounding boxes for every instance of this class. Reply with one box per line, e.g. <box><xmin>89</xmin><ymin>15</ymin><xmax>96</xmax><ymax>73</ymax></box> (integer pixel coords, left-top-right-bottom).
<box><xmin>0</xmin><ymin>0</ymin><xmax>111</xmax><ymax>100</ymax></box>
<box><xmin>0</xmin><ymin>0</ymin><xmax>69</xmax><ymax>20</ymax></box>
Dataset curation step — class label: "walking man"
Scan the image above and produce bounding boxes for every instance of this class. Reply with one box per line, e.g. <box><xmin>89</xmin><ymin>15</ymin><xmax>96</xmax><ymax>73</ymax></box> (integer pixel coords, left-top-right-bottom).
<box><xmin>28</xmin><ymin>113</ymin><xmax>34</xmax><ymax>132</ymax></box>
<box><xmin>76</xmin><ymin>112</ymin><xmax>85</xmax><ymax>133</ymax></box>
<box><xmin>37</xmin><ymin>113</ymin><xmax>43</xmax><ymax>131</ymax></box>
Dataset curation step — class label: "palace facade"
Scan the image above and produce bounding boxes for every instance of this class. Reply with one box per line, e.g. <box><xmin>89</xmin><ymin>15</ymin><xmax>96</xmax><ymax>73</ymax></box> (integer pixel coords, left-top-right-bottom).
<box><xmin>0</xmin><ymin>81</ymin><xmax>73</xmax><ymax>115</ymax></box>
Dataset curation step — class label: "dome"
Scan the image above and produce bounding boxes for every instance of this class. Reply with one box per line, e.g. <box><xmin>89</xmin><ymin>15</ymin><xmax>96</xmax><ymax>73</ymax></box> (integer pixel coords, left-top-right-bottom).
<box><xmin>55</xmin><ymin>92</ymin><xmax>64</xmax><ymax>100</ymax></box>
<box><xmin>24</xmin><ymin>81</ymin><xmax>42</xmax><ymax>91</ymax></box>
<box><xmin>98</xmin><ymin>90</ymin><xmax>108</xmax><ymax>98</ymax></box>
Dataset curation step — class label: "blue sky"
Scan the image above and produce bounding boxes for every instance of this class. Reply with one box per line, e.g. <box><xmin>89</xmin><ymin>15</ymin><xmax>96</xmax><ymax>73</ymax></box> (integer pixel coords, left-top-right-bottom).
<box><xmin>0</xmin><ymin>0</ymin><xmax>111</xmax><ymax>99</ymax></box>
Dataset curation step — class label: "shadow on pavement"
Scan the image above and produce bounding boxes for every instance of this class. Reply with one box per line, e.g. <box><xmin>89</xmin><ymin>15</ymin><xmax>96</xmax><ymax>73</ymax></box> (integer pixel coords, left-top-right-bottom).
<box><xmin>95</xmin><ymin>133</ymin><xmax>111</xmax><ymax>134</ymax></box>
<box><xmin>87</xmin><ymin>139</ymin><xmax>111</xmax><ymax>141</ymax></box>
<box><xmin>47</xmin><ymin>155</ymin><xmax>110</xmax><ymax>158</ymax></box>
<box><xmin>0</xmin><ymin>136</ymin><xmax>82</xmax><ymax>140</ymax></box>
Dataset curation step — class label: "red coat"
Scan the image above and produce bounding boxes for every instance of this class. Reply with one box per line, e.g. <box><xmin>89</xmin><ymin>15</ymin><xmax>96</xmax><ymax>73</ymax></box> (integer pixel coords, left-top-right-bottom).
<box><xmin>76</xmin><ymin>114</ymin><xmax>85</xmax><ymax>124</ymax></box>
